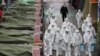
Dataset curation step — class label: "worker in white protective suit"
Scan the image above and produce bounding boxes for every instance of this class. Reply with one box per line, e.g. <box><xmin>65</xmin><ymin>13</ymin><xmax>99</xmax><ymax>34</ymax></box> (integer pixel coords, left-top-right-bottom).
<box><xmin>61</xmin><ymin>27</ymin><xmax>66</xmax><ymax>34</ymax></box>
<box><xmin>81</xmin><ymin>20</ymin><xmax>88</xmax><ymax>34</ymax></box>
<box><xmin>48</xmin><ymin>23</ymin><xmax>58</xmax><ymax>50</ymax></box>
<box><xmin>45</xmin><ymin>29</ymin><xmax>55</xmax><ymax>56</ymax></box>
<box><xmin>88</xmin><ymin>23</ymin><xmax>96</xmax><ymax>39</ymax></box>
<box><xmin>48</xmin><ymin>23</ymin><xmax>57</xmax><ymax>35</ymax></box>
<box><xmin>48</xmin><ymin>6</ymin><xmax>54</xmax><ymax>16</ymax></box>
<box><xmin>60</xmin><ymin>26</ymin><xmax>67</xmax><ymax>50</ymax></box>
<box><xmin>83</xmin><ymin>28</ymin><xmax>94</xmax><ymax>56</ymax></box>
<box><xmin>62</xmin><ymin>18</ymin><xmax>70</xmax><ymax>29</ymax></box>
<box><xmin>61</xmin><ymin>18</ymin><xmax>70</xmax><ymax>33</ymax></box>
<box><xmin>69</xmin><ymin>23</ymin><xmax>77</xmax><ymax>35</ymax></box>
<box><xmin>49</xmin><ymin>15</ymin><xmax>57</xmax><ymax>24</ymax></box>
<box><xmin>45</xmin><ymin>7</ymin><xmax>54</xmax><ymax>24</ymax></box>
<box><xmin>87</xmin><ymin>23</ymin><xmax>96</xmax><ymax>51</ymax></box>
<box><xmin>61</xmin><ymin>18</ymin><xmax>71</xmax><ymax>51</ymax></box>
<box><xmin>61</xmin><ymin>18</ymin><xmax>68</xmax><ymax>28</ymax></box>
<box><xmin>76</xmin><ymin>9</ymin><xmax>83</xmax><ymax>29</ymax></box>
<box><xmin>72</xmin><ymin>30</ymin><xmax>82</xmax><ymax>56</ymax></box>
<box><xmin>86</xmin><ymin>14</ymin><xmax>92</xmax><ymax>25</ymax></box>
<box><xmin>62</xmin><ymin>29</ymin><xmax>72</xmax><ymax>56</ymax></box>
<box><xmin>54</xmin><ymin>28</ymin><xmax>63</xmax><ymax>56</ymax></box>
<box><xmin>48</xmin><ymin>21</ymin><xmax>57</xmax><ymax>32</ymax></box>
<box><xmin>44</xmin><ymin>29</ymin><xmax>50</xmax><ymax>56</ymax></box>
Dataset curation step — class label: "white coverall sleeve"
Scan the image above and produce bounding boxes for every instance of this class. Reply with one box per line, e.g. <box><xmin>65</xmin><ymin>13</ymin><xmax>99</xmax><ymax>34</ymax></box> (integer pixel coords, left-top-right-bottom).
<box><xmin>44</xmin><ymin>33</ymin><xmax>48</xmax><ymax>47</ymax></box>
<box><xmin>81</xmin><ymin>24</ymin><xmax>84</xmax><ymax>32</ymax></box>
<box><xmin>93</xmin><ymin>27</ymin><xmax>96</xmax><ymax>36</ymax></box>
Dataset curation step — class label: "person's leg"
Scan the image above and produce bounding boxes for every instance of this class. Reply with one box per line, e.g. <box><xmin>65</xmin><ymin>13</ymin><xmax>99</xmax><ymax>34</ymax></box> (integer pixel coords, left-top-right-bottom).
<box><xmin>63</xmin><ymin>14</ymin><xmax>67</xmax><ymax>22</ymax></box>
<box><xmin>74</xmin><ymin>45</ymin><xmax>78</xmax><ymax>56</ymax></box>
<box><xmin>65</xmin><ymin>14</ymin><xmax>67</xmax><ymax>18</ymax></box>
<box><xmin>77</xmin><ymin>45</ymin><xmax>81</xmax><ymax>56</ymax></box>
<box><xmin>65</xmin><ymin>44</ymin><xmax>68</xmax><ymax>56</ymax></box>
<box><xmin>88</xmin><ymin>44</ymin><xmax>92</xmax><ymax>56</ymax></box>
<box><xmin>85</xmin><ymin>44</ymin><xmax>88</xmax><ymax>55</ymax></box>
<box><xmin>49</xmin><ymin>42</ymin><xmax>52</xmax><ymax>55</ymax></box>
<box><xmin>59</xmin><ymin>41</ymin><xmax>63</xmax><ymax>55</ymax></box>
<box><xmin>62</xmin><ymin>15</ymin><xmax>64</xmax><ymax>22</ymax></box>
<box><xmin>56</xmin><ymin>47</ymin><xmax>59</xmax><ymax>56</ymax></box>
<box><xmin>44</xmin><ymin>48</ymin><xmax>49</xmax><ymax>56</ymax></box>
<box><xmin>57</xmin><ymin>43</ymin><xmax>61</xmax><ymax>56</ymax></box>
<box><xmin>68</xmin><ymin>44</ymin><xmax>71</xmax><ymax>56</ymax></box>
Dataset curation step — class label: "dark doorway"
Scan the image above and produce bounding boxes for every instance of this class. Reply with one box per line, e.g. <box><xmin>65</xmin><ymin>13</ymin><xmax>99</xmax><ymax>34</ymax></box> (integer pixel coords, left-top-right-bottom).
<box><xmin>70</xmin><ymin>0</ymin><xmax>85</xmax><ymax>11</ymax></box>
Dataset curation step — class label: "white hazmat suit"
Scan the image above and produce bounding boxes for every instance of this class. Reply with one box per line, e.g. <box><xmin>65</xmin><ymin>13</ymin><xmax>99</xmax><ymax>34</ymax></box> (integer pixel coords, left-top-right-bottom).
<box><xmin>48</xmin><ymin>7</ymin><xmax>54</xmax><ymax>16</ymax></box>
<box><xmin>44</xmin><ymin>30</ymin><xmax>49</xmax><ymax>56</ymax></box>
<box><xmin>62</xmin><ymin>29</ymin><xmax>72</xmax><ymax>56</ymax></box>
<box><xmin>48</xmin><ymin>29</ymin><xmax>55</xmax><ymax>55</ymax></box>
<box><xmin>48</xmin><ymin>22</ymin><xmax>57</xmax><ymax>33</ymax></box>
<box><xmin>72</xmin><ymin>30</ymin><xmax>82</xmax><ymax>56</ymax></box>
<box><xmin>69</xmin><ymin>23</ymin><xmax>77</xmax><ymax>36</ymax></box>
<box><xmin>87</xmin><ymin>23</ymin><xmax>96</xmax><ymax>51</ymax></box>
<box><xmin>88</xmin><ymin>23</ymin><xmax>96</xmax><ymax>38</ymax></box>
<box><xmin>61</xmin><ymin>18</ymin><xmax>71</xmax><ymax>30</ymax></box>
<box><xmin>81</xmin><ymin>20</ymin><xmax>88</xmax><ymax>33</ymax></box>
<box><xmin>44</xmin><ymin>29</ymin><xmax>54</xmax><ymax>56</ymax></box>
<box><xmin>49</xmin><ymin>15</ymin><xmax>57</xmax><ymax>24</ymax></box>
<box><xmin>61</xmin><ymin>18</ymin><xmax>71</xmax><ymax>51</ymax></box>
<box><xmin>83</xmin><ymin>28</ymin><xmax>94</xmax><ymax>56</ymax></box>
<box><xmin>54</xmin><ymin>28</ymin><xmax>63</xmax><ymax>56</ymax></box>
<box><xmin>86</xmin><ymin>14</ymin><xmax>92</xmax><ymax>25</ymax></box>
<box><xmin>76</xmin><ymin>10</ymin><xmax>83</xmax><ymax>28</ymax></box>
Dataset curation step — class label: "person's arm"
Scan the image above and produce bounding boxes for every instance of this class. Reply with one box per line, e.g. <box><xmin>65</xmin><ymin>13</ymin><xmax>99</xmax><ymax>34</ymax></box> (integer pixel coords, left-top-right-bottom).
<box><xmin>60</xmin><ymin>7</ymin><xmax>62</xmax><ymax>14</ymax></box>
<box><xmin>81</xmin><ymin>24</ymin><xmax>84</xmax><ymax>32</ymax></box>
<box><xmin>93</xmin><ymin>27</ymin><xmax>96</xmax><ymax>36</ymax></box>
<box><xmin>83</xmin><ymin>34</ymin><xmax>86</xmax><ymax>44</ymax></box>
<box><xmin>66</xmin><ymin>7</ymin><xmax>68</xmax><ymax>14</ymax></box>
